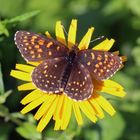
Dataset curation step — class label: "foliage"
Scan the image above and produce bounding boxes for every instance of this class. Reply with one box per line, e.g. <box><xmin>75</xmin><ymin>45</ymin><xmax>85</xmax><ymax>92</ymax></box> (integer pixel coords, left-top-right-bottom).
<box><xmin>0</xmin><ymin>0</ymin><xmax>140</xmax><ymax>140</ymax></box>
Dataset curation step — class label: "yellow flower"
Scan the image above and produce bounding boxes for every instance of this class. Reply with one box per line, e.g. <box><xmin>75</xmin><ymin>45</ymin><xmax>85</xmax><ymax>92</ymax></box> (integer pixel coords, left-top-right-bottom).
<box><xmin>10</xmin><ymin>19</ymin><xmax>127</xmax><ymax>132</ymax></box>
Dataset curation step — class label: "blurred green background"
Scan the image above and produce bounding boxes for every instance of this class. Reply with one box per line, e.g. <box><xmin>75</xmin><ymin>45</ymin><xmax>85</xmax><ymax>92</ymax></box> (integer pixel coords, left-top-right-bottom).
<box><xmin>0</xmin><ymin>0</ymin><xmax>140</xmax><ymax>140</ymax></box>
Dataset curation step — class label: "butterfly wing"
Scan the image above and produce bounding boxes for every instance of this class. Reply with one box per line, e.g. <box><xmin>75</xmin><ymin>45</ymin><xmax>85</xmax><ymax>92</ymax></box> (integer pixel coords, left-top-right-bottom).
<box><xmin>31</xmin><ymin>57</ymin><xmax>67</xmax><ymax>94</ymax></box>
<box><xmin>77</xmin><ymin>50</ymin><xmax>122</xmax><ymax>80</ymax></box>
<box><xmin>64</xmin><ymin>62</ymin><xmax>93</xmax><ymax>101</ymax></box>
<box><xmin>14</xmin><ymin>31</ymin><xmax>68</xmax><ymax>61</ymax></box>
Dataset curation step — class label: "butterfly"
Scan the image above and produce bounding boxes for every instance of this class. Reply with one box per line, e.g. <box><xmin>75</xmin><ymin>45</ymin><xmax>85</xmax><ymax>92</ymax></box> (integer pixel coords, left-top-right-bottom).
<box><xmin>14</xmin><ymin>31</ymin><xmax>122</xmax><ymax>101</ymax></box>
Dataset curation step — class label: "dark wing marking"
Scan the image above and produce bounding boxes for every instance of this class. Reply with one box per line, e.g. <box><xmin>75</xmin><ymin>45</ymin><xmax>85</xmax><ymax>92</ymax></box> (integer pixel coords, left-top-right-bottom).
<box><xmin>14</xmin><ymin>31</ymin><xmax>68</xmax><ymax>61</ymax></box>
<box><xmin>77</xmin><ymin>50</ymin><xmax>122</xmax><ymax>80</ymax></box>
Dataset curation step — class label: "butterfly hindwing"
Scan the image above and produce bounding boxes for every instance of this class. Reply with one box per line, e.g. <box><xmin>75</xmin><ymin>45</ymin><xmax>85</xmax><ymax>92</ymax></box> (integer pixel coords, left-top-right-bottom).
<box><xmin>64</xmin><ymin>62</ymin><xmax>93</xmax><ymax>101</ymax></box>
<box><xmin>14</xmin><ymin>31</ymin><xmax>68</xmax><ymax>62</ymax></box>
<box><xmin>77</xmin><ymin>50</ymin><xmax>122</xmax><ymax>80</ymax></box>
<box><xmin>31</xmin><ymin>57</ymin><xmax>67</xmax><ymax>94</ymax></box>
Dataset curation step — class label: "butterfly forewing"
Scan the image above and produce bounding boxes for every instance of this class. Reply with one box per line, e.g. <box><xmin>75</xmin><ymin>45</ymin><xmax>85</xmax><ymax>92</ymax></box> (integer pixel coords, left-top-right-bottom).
<box><xmin>14</xmin><ymin>31</ymin><xmax>68</xmax><ymax>61</ymax></box>
<box><xmin>31</xmin><ymin>57</ymin><xmax>67</xmax><ymax>94</ymax></box>
<box><xmin>64</xmin><ymin>62</ymin><xmax>93</xmax><ymax>101</ymax></box>
<box><xmin>77</xmin><ymin>50</ymin><xmax>122</xmax><ymax>80</ymax></box>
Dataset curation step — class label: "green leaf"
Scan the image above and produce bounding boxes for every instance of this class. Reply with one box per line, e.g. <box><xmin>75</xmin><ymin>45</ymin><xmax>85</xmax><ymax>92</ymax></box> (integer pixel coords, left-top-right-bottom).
<box><xmin>16</xmin><ymin>122</ymin><xmax>41</xmax><ymax>140</ymax></box>
<box><xmin>26</xmin><ymin>113</ymin><xmax>36</xmax><ymax>124</ymax></box>
<box><xmin>84</xmin><ymin>129</ymin><xmax>100</xmax><ymax>140</ymax></box>
<box><xmin>0</xmin><ymin>64</ymin><xmax>4</xmax><ymax>94</ymax></box>
<box><xmin>0</xmin><ymin>10</ymin><xmax>39</xmax><ymax>36</ymax></box>
<box><xmin>0</xmin><ymin>22</ymin><xmax>9</xmax><ymax>36</ymax></box>
<box><xmin>43</xmin><ymin>115</ymin><xmax>81</xmax><ymax>140</ymax></box>
<box><xmin>0</xmin><ymin>90</ymin><xmax>12</xmax><ymax>104</ymax></box>
<box><xmin>99</xmin><ymin>112</ymin><xmax>125</xmax><ymax>140</ymax></box>
<box><xmin>0</xmin><ymin>123</ymin><xmax>12</xmax><ymax>140</ymax></box>
<box><xmin>120</xmin><ymin>90</ymin><xmax>140</xmax><ymax>113</ymax></box>
<box><xmin>4</xmin><ymin>10</ymin><xmax>40</xmax><ymax>24</ymax></box>
<box><xmin>113</xmin><ymin>72</ymin><xmax>135</xmax><ymax>90</ymax></box>
<box><xmin>0</xmin><ymin>21</ymin><xmax>9</xmax><ymax>36</ymax></box>
<box><xmin>125</xmin><ymin>65</ymin><xmax>140</xmax><ymax>77</ymax></box>
<box><xmin>136</xmin><ymin>37</ymin><xmax>140</xmax><ymax>45</ymax></box>
<box><xmin>132</xmin><ymin>46</ymin><xmax>140</xmax><ymax>66</ymax></box>
<box><xmin>0</xmin><ymin>104</ymin><xmax>9</xmax><ymax>117</ymax></box>
<box><xmin>102</xmin><ymin>0</ymin><xmax>125</xmax><ymax>15</ymax></box>
<box><xmin>127</xmin><ymin>0</ymin><xmax>140</xmax><ymax>16</ymax></box>
<box><xmin>131</xmin><ymin>17</ymin><xmax>140</xmax><ymax>30</ymax></box>
<box><xmin>10</xmin><ymin>112</ymin><xmax>25</xmax><ymax>119</ymax></box>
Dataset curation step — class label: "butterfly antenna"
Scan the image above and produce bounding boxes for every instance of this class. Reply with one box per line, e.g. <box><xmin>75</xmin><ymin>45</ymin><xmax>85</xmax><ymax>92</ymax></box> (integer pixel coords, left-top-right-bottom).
<box><xmin>61</xmin><ymin>24</ymin><xmax>68</xmax><ymax>36</ymax></box>
<box><xmin>90</xmin><ymin>36</ymin><xmax>105</xmax><ymax>43</ymax></box>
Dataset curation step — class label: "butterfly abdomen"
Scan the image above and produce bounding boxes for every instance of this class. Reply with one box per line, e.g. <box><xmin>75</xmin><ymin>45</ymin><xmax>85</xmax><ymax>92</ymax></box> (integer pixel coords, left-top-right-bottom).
<box><xmin>60</xmin><ymin>49</ymin><xmax>76</xmax><ymax>90</ymax></box>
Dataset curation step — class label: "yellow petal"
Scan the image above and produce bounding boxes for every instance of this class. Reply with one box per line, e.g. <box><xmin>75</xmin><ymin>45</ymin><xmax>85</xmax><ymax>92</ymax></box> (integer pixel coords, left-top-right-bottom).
<box><xmin>34</xmin><ymin>94</ymin><xmax>56</xmax><ymax>120</ymax></box>
<box><xmin>10</xmin><ymin>70</ymin><xmax>31</xmax><ymax>81</ymax></box>
<box><xmin>78</xmin><ymin>27</ymin><xmax>94</xmax><ymax>50</ymax></box>
<box><xmin>20</xmin><ymin>89</ymin><xmax>44</xmax><ymax>105</ymax></box>
<box><xmin>27</xmin><ymin>62</ymin><xmax>40</xmax><ymax>66</ymax></box>
<box><xmin>105</xmin><ymin>39</ymin><xmax>115</xmax><ymax>51</ymax></box>
<box><xmin>94</xmin><ymin>80</ymin><xmax>126</xmax><ymax>97</ymax></box>
<box><xmin>89</xmin><ymin>98</ymin><xmax>104</xmax><ymax>119</ymax></box>
<box><xmin>93</xmin><ymin>38</ymin><xmax>115</xmax><ymax>51</ymax></box>
<box><xmin>55</xmin><ymin>21</ymin><xmax>66</xmax><ymax>45</ymax></box>
<box><xmin>54</xmin><ymin>119</ymin><xmax>61</xmax><ymax>130</ymax></box>
<box><xmin>45</xmin><ymin>31</ymin><xmax>52</xmax><ymax>38</ymax></box>
<box><xmin>95</xmin><ymin>86</ymin><xmax>126</xmax><ymax>97</ymax></box>
<box><xmin>37</xmin><ymin>97</ymin><xmax>58</xmax><ymax>132</ymax></box>
<box><xmin>101</xmin><ymin>80</ymin><xmax>124</xmax><ymax>90</ymax></box>
<box><xmin>73</xmin><ymin>102</ymin><xmax>83</xmax><ymax>125</ymax></box>
<box><xmin>61</xmin><ymin>96</ymin><xmax>72</xmax><ymax>130</ymax></box>
<box><xmin>53</xmin><ymin>95</ymin><xmax>65</xmax><ymax>130</ymax></box>
<box><xmin>78</xmin><ymin>101</ymin><xmax>97</xmax><ymax>123</ymax></box>
<box><xmin>92</xmin><ymin>38</ymin><xmax>109</xmax><ymax>50</ymax></box>
<box><xmin>21</xmin><ymin>94</ymin><xmax>48</xmax><ymax>114</ymax></box>
<box><xmin>93</xmin><ymin>92</ymin><xmax>116</xmax><ymax>116</ymax></box>
<box><xmin>68</xmin><ymin>19</ymin><xmax>77</xmax><ymax>48</ymax></box>
<box><xmin>16</xmin><ymin>64</ymin><xmax>34</xmax><ymax>73</ymax></box>
<box><xmin>53</xmin><ymin>94</ymin><xmax>65</xmax><ymax>120</ymax></box>
<box><xmin>18</xmin><ymin>83</ymin><xmax>36</xmax><ymax>91</ymax></box>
